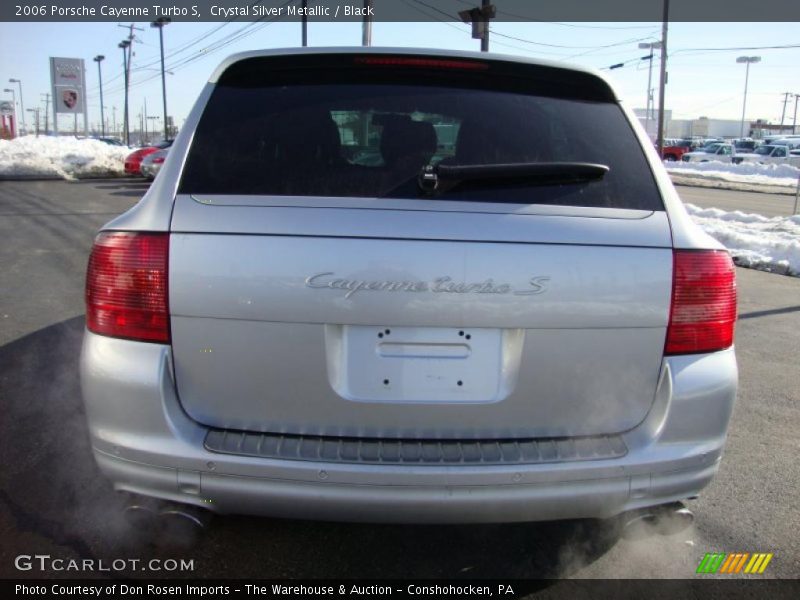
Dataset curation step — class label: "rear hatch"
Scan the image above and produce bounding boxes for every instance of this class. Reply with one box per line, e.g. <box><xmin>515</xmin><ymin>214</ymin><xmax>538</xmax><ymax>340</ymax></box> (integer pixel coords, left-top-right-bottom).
<box><xmin>168</xmin><ymin>53</ymin><xmax>672</xmax><ymax>439</ymax></box>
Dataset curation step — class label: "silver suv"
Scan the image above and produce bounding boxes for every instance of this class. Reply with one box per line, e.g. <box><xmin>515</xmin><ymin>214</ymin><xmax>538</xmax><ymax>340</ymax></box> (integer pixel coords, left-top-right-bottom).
<box><xmin>81</xmin><ymin>48</ymin><xmax>737</xmax><ymax>524</ymax></box>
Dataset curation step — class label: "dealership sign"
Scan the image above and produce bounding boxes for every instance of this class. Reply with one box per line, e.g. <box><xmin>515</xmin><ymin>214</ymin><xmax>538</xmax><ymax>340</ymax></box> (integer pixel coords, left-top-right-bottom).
<box><xmin>50</xmin><ymin>57</ymin><xmax>87</xmax><ymax>115</ymax></box>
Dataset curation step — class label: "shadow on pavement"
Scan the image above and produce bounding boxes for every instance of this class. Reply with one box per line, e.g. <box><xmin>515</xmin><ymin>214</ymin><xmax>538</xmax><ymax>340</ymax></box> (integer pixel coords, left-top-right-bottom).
<box><xmin>0</xmin><ymin>317</ymin><xmax>622</xmax><ymax>580</ymax></box>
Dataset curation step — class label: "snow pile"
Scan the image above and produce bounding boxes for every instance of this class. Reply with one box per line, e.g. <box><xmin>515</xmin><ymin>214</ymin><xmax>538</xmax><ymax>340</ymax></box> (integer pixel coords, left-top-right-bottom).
<box><xmin>684</xmin><ymin>203</ymin><xmax>800</xmax><ymax>276</ymax></box>
<box><xmin>666</xmin><ymin>160</ymin><xmax>800</xmax><ymax>188</ymax></box>
<box><xmin>0</xmin><ymin>135</ymin><xmax>129</xmax><ymax>180</ymax></box>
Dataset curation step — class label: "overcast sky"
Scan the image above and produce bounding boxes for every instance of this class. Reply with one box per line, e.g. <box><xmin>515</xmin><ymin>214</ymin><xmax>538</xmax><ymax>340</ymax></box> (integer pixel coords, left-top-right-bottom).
<box><xmin>1</xmin><ymin>18</ymin><xmax>798</xmax><ymax>135</ymax></box>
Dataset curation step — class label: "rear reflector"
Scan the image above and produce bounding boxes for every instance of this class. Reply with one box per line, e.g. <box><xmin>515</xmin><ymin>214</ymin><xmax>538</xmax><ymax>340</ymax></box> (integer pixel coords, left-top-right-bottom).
<box><xmin>85</xmin><ymin>232</ymin><xmax>170</xmax><ymax>343</ymax></box>
<box><xmin>665</xmin><ymin>250</ymin><xmax>737</xmax><ymax>355</ymax></box>
<box><xmin>354</xmin><ymin>56</ymin><xmax>488</xmax><ymax>70</ymax></box>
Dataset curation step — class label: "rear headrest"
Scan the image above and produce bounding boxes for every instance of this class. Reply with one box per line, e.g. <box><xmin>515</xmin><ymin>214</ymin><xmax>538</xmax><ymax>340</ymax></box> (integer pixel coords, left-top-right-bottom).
<box><xmin>379</xmin><ymin>116</ymin><xmax>437</xmax><ymax>168</ymax></box>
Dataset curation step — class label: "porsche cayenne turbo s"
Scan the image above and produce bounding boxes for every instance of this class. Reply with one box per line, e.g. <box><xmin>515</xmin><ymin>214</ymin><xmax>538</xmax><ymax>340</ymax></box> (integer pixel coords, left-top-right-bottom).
<box><xmin>81</xmin><ymin>48</ymin><xmax>737</xmax><ymax>524</ymax></box>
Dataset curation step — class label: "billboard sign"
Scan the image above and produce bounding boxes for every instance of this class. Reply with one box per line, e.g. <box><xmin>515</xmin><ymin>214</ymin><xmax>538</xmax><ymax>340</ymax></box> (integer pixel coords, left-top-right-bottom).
<box><xmin>50</xmin><ymin>57</ymin><xmax>87</xmax><ymax>115</ymax></box>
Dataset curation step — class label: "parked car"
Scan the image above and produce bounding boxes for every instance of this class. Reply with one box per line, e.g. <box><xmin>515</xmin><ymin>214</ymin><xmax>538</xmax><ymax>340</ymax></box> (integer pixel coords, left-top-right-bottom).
<box><xmin>734</xmin><ymin>143</ymin><xmax>800</xmax><ymax>165</ymax></box>
<box><xmin>658</xmin><ymin>139</ymin><xmax>697</xmax><ymax>161</ymax></box>
<box><xmin>81</xmin><ymin>48</ymin><xmax>737</xmax><ymax>526</ymax></box>
<box><xmin>769</xmin><ymin>138</ymin><xmax>800</xmax><ymax>151</ymax></box>
<box><xmin>732</xmin><ymin>138</ymin><xmax>759</xmax><ymax>152</ymax></box>
<box><xmin>680</xmin><ymin>142</ymin><xmax>735</xmax><ymax>163</ymax></box>
<box><xmin>140</xmin><ymin>148</ymin><xmax>169</xmax><ymax>181</ymax></box>
<box><xmin>124</xmin><ymin>140</ymin><xmax>173</xmax><ymax>176</ymax></box>
<box><xmin>762</xmin><ymin>134</ymin><xmax>800</xmax><ymax>145</ymax></box>
<box><xmin>92</xmin><ymin>136</ymin><xmax>124</xmax><ymax>146</ymax></box>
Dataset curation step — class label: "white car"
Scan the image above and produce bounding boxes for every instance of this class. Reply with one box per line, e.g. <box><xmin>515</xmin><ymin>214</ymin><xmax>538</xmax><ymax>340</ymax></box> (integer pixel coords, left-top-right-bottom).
<box><xmin>734</xmin><ymin>144</ymin><xmax>800</xmax><ymax>166</ymax></box>
<box><xmin>680</xmin><ymin>143</ymin><xmax>735</xmax><ymax>163</ymax></box>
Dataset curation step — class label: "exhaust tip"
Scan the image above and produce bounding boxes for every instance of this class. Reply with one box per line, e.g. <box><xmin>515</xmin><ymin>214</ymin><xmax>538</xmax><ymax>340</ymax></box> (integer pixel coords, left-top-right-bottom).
<box><xmin>157</xmin><ymin>504</ymin><xmax>212</xmax><ymax>546</ymax></box>
<box><xmin>655</xmin><ymin>504</ymin><xmax>694</xmax><ymax>536</ymax></box>
<box><xmin>122</xmin><ymin>504</ymin><xmax>159</xmax><ymax>531</ymax></box>
<box><xmin>621</xmin><ymin>511</ymin><xmax>658</xmax><ymax>540</ymax></box>
<box><xmin>621</xmin><ymin>502</ymin><xmax>695</xmax><ymax>540</ymax></box>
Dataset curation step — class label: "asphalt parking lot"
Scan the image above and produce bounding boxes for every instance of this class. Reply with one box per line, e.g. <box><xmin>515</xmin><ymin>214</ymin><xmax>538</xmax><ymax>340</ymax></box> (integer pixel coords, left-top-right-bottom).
<box><xmin>0</xmin><ymin>179</ymin><xmax>798</xmax><ymax>585</ymax></box>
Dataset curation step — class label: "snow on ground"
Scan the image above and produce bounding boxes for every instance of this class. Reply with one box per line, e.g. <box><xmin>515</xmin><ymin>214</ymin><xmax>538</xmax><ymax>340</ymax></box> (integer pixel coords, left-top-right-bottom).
<box><xmin>0</xmin><ymin>135</ymin><xmax>129</xmax><ymax>180</ymax></box>
<box><xmin>666</xmin><ymin>160</ymin><xmax>800</xmax><ymax>188</ymax></box>
<box><xmin>684</xmin><ymin>203</ymin><xmax>800</xmax><ymax>276</ymax></box>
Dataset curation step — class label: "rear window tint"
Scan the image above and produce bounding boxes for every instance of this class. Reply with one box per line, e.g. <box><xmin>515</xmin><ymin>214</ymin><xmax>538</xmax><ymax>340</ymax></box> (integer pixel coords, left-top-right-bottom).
<box><xmin>180</xmin><ymin>56</ymin><xmax>663</xmax><ymax>211</ymax></box>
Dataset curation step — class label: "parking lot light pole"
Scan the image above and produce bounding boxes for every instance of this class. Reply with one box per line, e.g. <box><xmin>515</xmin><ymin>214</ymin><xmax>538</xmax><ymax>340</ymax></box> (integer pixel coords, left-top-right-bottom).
<box><xmin>9</xmin><ymin>78</ymin><xmax>25</xmax><ymax>135</ymax></box>
<box><xmin>151</xmin><ymin>17</ymin><xmax>171</xmax><ymax>140</ymax></box>
<box><xmin>93</xmin><ymin>55</ymin><xmax>105</xmax><ymax>137</ymax></box>
<box><xmin>736</xmin><ymin>56</ymin><xmax>761</xmax><ymax>138</ymax></box>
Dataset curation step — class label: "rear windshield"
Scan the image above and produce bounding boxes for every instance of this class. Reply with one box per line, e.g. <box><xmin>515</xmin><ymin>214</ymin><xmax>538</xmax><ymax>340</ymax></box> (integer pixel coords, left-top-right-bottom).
<box><xmin>179</xmin><ymin>56</ymin><xmax>663</xmax><ymax>210</ymax></box>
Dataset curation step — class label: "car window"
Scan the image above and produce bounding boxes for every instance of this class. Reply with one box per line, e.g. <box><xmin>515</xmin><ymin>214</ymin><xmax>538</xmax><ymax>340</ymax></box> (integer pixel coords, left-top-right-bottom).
<box><xmin>773</xmin><ymin>147</ymin><xmax>786</xmax><ymax>157</ymax></box>
<box><xmin>180</xmin><ymin>56</ymin><xmax>663</xmax><ymax>210</ymax></box>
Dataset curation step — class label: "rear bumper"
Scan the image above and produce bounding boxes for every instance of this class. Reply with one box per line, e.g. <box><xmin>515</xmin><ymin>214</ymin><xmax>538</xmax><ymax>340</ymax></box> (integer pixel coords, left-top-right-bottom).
<box><xmin>80</xmin><ymin>332</ymin><xmax>737</xmax><ymax>523</ymax></box>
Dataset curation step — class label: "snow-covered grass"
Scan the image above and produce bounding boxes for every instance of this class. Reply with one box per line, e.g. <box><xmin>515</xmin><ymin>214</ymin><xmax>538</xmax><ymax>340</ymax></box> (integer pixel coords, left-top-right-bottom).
<box><xmin>667</xmin><ymin>160</ymin><xmax>800</xmax><ymax>188</ymax></box>
<box><xmin>685</xmin><ymin>203</ymin><xmax>800</xmax><ymax>276</ymax></box>
<box><xmin>0</xmin><ymin>135</ymin><xmax>130</xmax><ymax>180</ymax></box>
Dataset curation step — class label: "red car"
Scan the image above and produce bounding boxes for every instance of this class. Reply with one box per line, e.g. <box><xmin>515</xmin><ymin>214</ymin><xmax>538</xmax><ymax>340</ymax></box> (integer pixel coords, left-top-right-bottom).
<box><xmin>124</xmin><ymin>140</ymin><xmax>173</xmax><ymax>176</ymax></box>
<box><xmin>657</xmin><ymin>139</ymin><xmax>698</xmax><ymax>161</ymax></box>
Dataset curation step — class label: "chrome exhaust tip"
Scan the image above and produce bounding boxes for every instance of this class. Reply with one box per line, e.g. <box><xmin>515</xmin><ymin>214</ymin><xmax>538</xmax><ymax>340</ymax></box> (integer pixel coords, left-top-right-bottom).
<box><xmin>621</xmin><ymin>510</ymin><xmax>658</xmax><ymax>540</ymax></box>
<box><xmin>621</xmin><ymin>502</ymin><xmax>695</xmax><ymax>539</ymax></box>
<box><xmin>158</xmin><ymin>508</ymin><xmax>209</xmax><ymax>530</ymax></box>
<box><xmin>157</xmin><ymin>503</ymin><xmax>212</xmax><ymax>545</ymax></box>
<box><xmin>654</xmin><ymin>503</ymin><xmax>694</xmax><ymax>536</ymax></box>
<box><xmin>122</xmin><ymin>504</ymin><xmax>159</xmax><ymax>530</ymax></box>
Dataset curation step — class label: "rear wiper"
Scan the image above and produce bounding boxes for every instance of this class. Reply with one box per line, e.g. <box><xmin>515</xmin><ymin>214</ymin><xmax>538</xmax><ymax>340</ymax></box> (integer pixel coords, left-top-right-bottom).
<box><xmin>418</xmin><ymin>162</ymin><xmax>609</xmax><ymax>196</ymax></box>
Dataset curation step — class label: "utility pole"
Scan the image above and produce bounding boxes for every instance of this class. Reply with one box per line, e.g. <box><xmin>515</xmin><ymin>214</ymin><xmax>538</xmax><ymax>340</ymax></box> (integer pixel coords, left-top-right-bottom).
<box><xmin>41</xmin><ymin>93</ymin><xmax>50</xmax><ymax>135</ymax></box>
<box><xmin>361</xmin><ymin>0</ymin><xmax>372</xmax><ymax>46</ymax></box>
<box><xmin>639</xmin><ymin>41</ymin><xmax>662</xmax><ymax>139</ymax></box>
<box><xmin>779</xmin><ymin>91</ymin><xmax>792</xmax><ymax>134</ymax></box>
<box><xmin>793</xmin><ymin>94</ymin><xmax>799</xmax><ymax>134</ymax></box>
<box><xmin>112</xmin><ymin>105</ymin><xmax>117</xmax><ymax>137</ymax></box>
<box><xmin>119</xmin><ymin>40</ymin><xmax>130</xmax><ymax>145</ymax></box>
<box><xmin>150</xmin><ymin>17</ymin><xmax>170</xmax><ymax>141</ymax></box>
<box><xmin>301</xmin><ymin>0</ymin><xmax>308</xmax><ymax>46</ymax></box>
<box><xmin>656</xmin><ymin>0</ymin><xmax>669</xmax><ymax>159</ymax></box>
<box><xmin>118</xmin><ymin>23</ymin><xmax>144</xmax><ymax>146</ymax></box>
<box><xmin>94</xmin><ymin>55</ymin><xmax>105</xmax><ymax>137</ymax></box>
<box><xmin>458</xmin><ymin>1</ymin><xmax>496</xmax><ymax>52</ymax></box>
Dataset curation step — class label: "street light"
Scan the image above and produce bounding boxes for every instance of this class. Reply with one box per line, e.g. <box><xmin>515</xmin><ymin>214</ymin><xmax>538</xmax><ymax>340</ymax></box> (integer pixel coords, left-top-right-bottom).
<box><xmin>736</xmin><ymin>56</ymin><xmax>761</xmax><ymax>138</ymax></box>
<box><xmin>9</xmin><ymin>78</ymin><xmax>25</xmax><ymax>134</ymax></box>
<box><xmin>93</xmin><ymin>55</ymin><xmax>105</xmax><ymax>137</ymax></box>
<box><xmin>118</xmin><ymin>40</ymin><xmax>131</xmax><ymax>146</ymax></box>
<box><xmin>638</xmin><ymin>41</ymin><xmax>662</xmax><ymax>137</ymax></box>
<box><xmin>151</xmin><ymin>17</ymin><xmax>171</xmax><ymax>140</ymax></box>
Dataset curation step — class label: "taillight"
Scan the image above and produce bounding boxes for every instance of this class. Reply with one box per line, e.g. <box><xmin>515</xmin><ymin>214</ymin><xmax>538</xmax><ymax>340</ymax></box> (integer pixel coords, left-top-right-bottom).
<box><xmin>85</xmin><ymin>232</ymin><xmax>170</xmax><ymax>343</ymax></box>
<box><xmin>153</xmin><ymin>156</ymin><xmax>165</xmax><ymax>164</ymax></box>
<box><xmin>665</xmin><ymin>250</ymin><xmax>736</xmax><ymax>355</ymax></box>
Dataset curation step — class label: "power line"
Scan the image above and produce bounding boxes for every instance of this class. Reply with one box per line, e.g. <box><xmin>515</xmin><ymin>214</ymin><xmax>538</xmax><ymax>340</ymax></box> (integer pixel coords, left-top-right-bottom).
<box><xmin>99</xmin><ymin>1</ymin><xmax>292</xmax><ymax>98</ymax></box>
